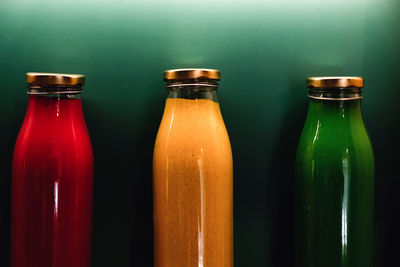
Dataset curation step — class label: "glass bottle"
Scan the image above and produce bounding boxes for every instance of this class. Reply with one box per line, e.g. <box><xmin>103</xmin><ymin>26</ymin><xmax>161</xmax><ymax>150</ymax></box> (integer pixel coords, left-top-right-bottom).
<box><xmin>11</xmin><ymin>73</ymin><xmax>94</xmax><ymax>267</ymax></box>
<box><xmin>153</xmin><ymin>69</ymin><xmax>233</xmax><ymax>266</ymax></box>
<box><xmin>295</xmin><ymin>77</ymin><xmax>374</xmax><ymax>267</ymax></box>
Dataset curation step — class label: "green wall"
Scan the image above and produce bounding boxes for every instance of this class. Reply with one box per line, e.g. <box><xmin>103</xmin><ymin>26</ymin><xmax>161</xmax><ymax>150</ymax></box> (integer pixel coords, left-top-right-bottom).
<box><xmin>1</xmin><ymin>0</ymin><xmax>399</xmax><ymax>266</ymax></box>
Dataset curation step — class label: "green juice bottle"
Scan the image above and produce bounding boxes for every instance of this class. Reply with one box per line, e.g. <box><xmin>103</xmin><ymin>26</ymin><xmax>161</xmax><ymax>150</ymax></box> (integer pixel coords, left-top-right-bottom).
<box><xmin>295</xmin><ymin>77</ymin><xmax>374</xmax><ymax>267</ymax></box>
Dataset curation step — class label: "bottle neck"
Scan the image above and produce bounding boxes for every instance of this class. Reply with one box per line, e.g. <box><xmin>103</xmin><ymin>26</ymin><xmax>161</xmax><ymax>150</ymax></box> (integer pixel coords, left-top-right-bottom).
<box><xmin>307</xmin><ymin>98</ymin><xmax>364</xmax><ymax>123</ymax></box>
<box><xmin>25</xmin><ymin>94</ymin><xmax>84</xmax><ymax>122</ymax></box>
<box><xmin>25</xmin><ymin>84</ymin><xmax>84</xmax><ymax>118</ymax></box>
<box><xmin>28</xmin><ymin>85</ymin><xmax>83</xmax><ymax>96</ymax></box>
<box><xmin>306</xmin><ymin>86</ymin><xmax>365</xmax><ymax>125</ymax></box>
<box><xmin>308</xmin><ymin>87</ymin><xmax>362</xmax><ymax>101</ymax></box>
<box><xmin>165</xmin><ymin>79</ymin><xmax>219</xmax><ymax>102</ymax></box>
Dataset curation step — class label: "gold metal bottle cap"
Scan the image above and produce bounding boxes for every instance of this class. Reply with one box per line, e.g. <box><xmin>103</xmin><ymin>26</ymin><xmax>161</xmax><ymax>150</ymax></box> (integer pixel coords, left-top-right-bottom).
<box><xmin>163</xmin><ymin>68</ymin><xmax>220</xmax><ymax>81</ymax></box>
<box><xmin>306</xmin><ymin>77</ymin><xmax>364</xmax><ymax>88</ymax></box>
<box><xmin>26</xmin><ymin>72</ymin><xmax>85</xmax><ymax>86</ymax></box>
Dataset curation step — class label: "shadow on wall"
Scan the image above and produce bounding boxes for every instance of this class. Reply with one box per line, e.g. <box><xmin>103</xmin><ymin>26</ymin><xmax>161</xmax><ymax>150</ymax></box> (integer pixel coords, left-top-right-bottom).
<box><xmin>361</xmin><ymin>2</ymin><xmax>400</xmax><ymax>266</ymax></box>
<box><xmin>128</xmin><ymin>86</ymin><xmax>164</xmax><ymax>267</ymax></box>
<box><xmin>0</xmin><ymin>95</ymin><xmax>26</xmax><ymax>267</ymax></box>
<box><xmin>85</xmin><ymin>83</ymin><xmax>164</xmax><ymax>267</ymax></box>
<box><xmin>265</xmin><ymin>76</ymin><xmax>307</xmax><ymax>267</ymax></box>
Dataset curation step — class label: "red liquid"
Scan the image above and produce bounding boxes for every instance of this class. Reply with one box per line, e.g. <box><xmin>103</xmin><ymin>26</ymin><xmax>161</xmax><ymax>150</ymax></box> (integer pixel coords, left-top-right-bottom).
<box><xmin>11</xmin><ymin>95</ymin><xmax>93</xmax><ymax>267</ymax></box>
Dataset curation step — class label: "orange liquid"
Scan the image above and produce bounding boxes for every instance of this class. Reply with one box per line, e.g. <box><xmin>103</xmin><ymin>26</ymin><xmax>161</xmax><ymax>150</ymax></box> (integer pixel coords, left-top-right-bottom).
<box><xmin>153</xmin><ymin>98</ymin><xmax>233</xmax><ymax>267</ymax></box>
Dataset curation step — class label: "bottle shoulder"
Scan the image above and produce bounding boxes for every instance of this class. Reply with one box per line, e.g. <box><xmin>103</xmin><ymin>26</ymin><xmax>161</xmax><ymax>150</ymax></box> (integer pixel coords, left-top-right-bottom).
<box><xmin>154</xmin><ymin>99</ymin><xmax>232</xmax><ymax>166</ymax></box>
<box><xmin>296</xmin><ymin>114</ymin><xmax>374</xmax><ymax>164</ymax></box>
<box><xmin>13</xmin><ymin>117</ymin><xmax>93</xmax><ymax>163</ymax></box>
<box><xmin>295</xmin><ymin>127</ymin><xmax>374</xmax><ymax>180</ymax></box>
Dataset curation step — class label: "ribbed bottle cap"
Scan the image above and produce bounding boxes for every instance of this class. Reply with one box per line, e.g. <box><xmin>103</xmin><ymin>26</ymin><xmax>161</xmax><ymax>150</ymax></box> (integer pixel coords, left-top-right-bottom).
<box><xmin>26</xmin><ymin>72</ymin><xmax>85</xmax><ymax>86</ymax></box>
<box><xmin>163</xmin><ymin>68</ymin><xmax>220</xmax><ymax>81</ymax></box>
<box><xmin>306</xmin><ymin>77</ymin><xmax>364</xmax><ymax>88</ymax></box>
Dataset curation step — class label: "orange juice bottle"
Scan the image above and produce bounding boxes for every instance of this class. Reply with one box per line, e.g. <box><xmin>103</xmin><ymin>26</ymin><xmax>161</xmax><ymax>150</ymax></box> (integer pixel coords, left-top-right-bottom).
<box><xmin>153</xmin><ymin>69</ymin><xmax>233</xmax><ymax>266</ymax></box>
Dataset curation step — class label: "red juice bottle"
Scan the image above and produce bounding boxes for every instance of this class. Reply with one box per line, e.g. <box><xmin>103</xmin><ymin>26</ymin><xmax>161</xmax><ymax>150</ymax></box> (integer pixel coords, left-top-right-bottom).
<box><xmin>11</xmin><ymin>73</ymin><xmax>94</xmax><ymax>267</ymax></box>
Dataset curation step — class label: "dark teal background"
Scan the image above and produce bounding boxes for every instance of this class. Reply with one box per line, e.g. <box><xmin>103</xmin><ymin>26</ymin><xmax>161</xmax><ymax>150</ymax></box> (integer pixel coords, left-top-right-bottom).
<box><xmin>1</xmin><ymin>0</ymin><xmax>399</xmax><ymax>266</ymax></box>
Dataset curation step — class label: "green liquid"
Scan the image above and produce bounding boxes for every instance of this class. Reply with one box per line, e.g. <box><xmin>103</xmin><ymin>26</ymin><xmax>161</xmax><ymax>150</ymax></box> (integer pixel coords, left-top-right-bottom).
<box><xmin>295</xmin><ymin>98</ymin><xmax>374</xmax><ymax>267</ymax></box>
